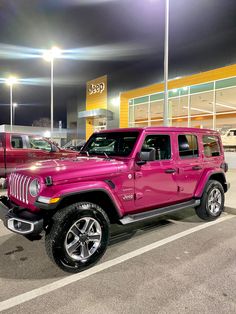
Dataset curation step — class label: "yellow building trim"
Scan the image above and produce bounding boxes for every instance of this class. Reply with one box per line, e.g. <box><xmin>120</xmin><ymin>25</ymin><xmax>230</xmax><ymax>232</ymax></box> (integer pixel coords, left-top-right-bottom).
<box><xmin>120</xmin><ymin>95</ymin><xmax>130</xmax><ymax>129</ymax></box>
<box><xmin>86</xmin><ymin>75</ymin><xmax>107</xmax><ymax>110</ymax></box>
<box><xmin>85</xmin><ymin>75</ymin><xmax>108</xmax><ymax>139</ymax></box>
<box><xmin>120</xmin><ymin>64</ymin><xmax>236</xmax><ymax>128</ymax></box>
<box><xmin>86</xmin><ymin>118</ymin><xmax>94</xmax><ymax>140</ymax></box>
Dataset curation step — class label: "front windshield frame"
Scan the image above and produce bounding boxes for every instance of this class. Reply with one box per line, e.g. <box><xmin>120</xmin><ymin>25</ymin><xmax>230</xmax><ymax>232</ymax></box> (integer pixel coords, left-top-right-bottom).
<box><xmin>81</xmin><ymin>131</ymin><xmax>140</xmax><ymax>157</ymax></box>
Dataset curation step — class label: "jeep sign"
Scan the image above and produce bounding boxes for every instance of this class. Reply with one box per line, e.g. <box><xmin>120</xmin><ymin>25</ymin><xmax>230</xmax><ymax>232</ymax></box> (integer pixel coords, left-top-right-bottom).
<box><xmin>88</xmin><ymin>82</ymin><xmax>105</xmax><ymax>95</ymax></box>
<box><xmin>86</xmin><ymin>75</ymin><xmax>107</xmax><ymax>116</ymax></box>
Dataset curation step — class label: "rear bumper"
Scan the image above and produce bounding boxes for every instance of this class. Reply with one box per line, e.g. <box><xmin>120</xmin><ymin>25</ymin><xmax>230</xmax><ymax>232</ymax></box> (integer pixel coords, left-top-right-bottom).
<box><xmin>0</xmin><ymin>196</ymin><xmax>43</xmax><ymax>235</ymax></box>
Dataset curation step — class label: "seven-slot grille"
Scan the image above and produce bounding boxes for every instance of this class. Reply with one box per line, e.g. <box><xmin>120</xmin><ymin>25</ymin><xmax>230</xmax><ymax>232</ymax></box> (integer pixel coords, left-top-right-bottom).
<box><xmin>9</xmin><ymin>173</ymin><xmax>31</xmax><ymax>204</ymax></box>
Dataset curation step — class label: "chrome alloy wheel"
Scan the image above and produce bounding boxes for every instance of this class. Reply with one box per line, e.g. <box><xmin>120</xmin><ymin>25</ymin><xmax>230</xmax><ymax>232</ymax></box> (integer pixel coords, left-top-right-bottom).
<box><xmin>207</xmin><ymin>187</ymin><xmax>222</xmax><ymax>216</ymax></box>
<box><xmin>65</xmin><ymin>217</ymin><xmax>102</xmax><ymax>262</ymax></box>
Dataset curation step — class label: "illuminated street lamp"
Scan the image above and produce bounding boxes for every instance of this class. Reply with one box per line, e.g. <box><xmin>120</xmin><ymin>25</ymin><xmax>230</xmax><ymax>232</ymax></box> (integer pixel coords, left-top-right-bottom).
<box><xmin>43</xmin><ymin>47</ymin><xmax>62</xmax><ymax>138</ymax></box>
<box><xmin>6</xmin><ymin>76</ymin><xmax>18</xmax><ymax>132</ymax></box>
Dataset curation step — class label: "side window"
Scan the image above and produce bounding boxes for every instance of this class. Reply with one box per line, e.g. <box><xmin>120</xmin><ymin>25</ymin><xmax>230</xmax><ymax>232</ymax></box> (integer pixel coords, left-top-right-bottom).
<box><xmin>11</xmin><ymin>135</ymin><xmax>24</xmax><ymax>149</ymax></box>
<box><xmin>142</xmin><ymin>135</ymin><xmax>171</xmax><ymax>160</ymax></box>
<box><xmin>203</xmin><ymin>135</ymin><xmax>221</xmax><ymax>157</ymax></box>
<box><xmin>228</xmin><ymin>130</ymin><xmax>236</xmax><ymax>136</ymax></box>
<box><xmin>178</xmin><ymin>134</ymin><xmax>198</xmax><ymax>158</ymax></box>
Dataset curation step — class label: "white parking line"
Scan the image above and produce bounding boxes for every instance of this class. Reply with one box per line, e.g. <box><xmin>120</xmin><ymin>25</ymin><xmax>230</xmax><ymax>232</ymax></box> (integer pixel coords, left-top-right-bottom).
<box><xmin>0</xmin><ymin>214</ymin><xmax>234</xmax><ymax>312</ymax></box>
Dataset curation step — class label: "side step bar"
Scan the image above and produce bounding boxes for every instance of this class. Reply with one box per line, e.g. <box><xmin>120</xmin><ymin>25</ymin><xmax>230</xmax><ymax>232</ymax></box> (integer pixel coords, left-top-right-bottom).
<box><xmin>119</xmin><ymin>199</ymin><xmax>200</xmax><ymax>225</ymax></box>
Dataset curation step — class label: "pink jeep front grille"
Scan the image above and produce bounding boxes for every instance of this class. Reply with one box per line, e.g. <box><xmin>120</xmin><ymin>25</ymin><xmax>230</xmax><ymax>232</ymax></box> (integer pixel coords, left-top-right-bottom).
<box><xmin>9</xmin><ymin>173</ymin><xmax>31</xmax><ymax>204</ymax></box>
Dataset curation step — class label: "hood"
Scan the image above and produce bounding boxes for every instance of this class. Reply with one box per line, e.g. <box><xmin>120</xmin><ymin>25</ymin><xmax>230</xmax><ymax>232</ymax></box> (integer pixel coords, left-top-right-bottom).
<box><xmin>58</xmin><ymin>148</ymin><xmax>79</xmax><ymax>154</ymax></box>
<box><xmin>15</xmin><ymin>157</ymin><xmax>125</xmax><ymax>184</ymax></box>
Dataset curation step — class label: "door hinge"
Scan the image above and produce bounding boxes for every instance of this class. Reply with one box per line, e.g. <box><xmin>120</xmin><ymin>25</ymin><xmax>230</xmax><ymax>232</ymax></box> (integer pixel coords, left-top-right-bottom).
<box><xmin>134</xmin><ymin>172</ymin><xmax>143</xmax><ymax>179</ymax></box>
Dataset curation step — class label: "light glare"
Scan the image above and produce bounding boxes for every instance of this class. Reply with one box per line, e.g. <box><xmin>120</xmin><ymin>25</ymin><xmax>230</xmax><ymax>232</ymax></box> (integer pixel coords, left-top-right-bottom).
<box><xmin>6</xmin><ymin>76</ymin><xmax>18</xmax><ymax>86</ymax></box>
<box><xmin>43</xmin><ymin>47</ymin><xmax>62</xmax><ymax>62</ymax></box>
<box><xmin>111</xmin><ymin>97</ymin><xmax>120</xmax><ymax>107</ymax></box>
<box><xmin>44</xmin><ymin>131</ymin><xmax>51</xmax><ymax>138</ymax></box>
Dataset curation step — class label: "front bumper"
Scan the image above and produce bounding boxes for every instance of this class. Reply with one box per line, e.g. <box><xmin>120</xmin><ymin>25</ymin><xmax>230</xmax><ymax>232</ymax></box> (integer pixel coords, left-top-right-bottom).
<box><xmin>0</xmin><ymin>196</ymin><xmax>43</xmax><ymax>235</ymax></box>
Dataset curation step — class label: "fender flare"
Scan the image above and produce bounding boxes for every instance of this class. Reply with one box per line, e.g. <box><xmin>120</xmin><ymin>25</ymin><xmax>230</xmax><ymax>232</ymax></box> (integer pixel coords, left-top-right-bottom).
<box><xmin>35</xmin><ymin>187</ymin><xmax>123</xmax><ymax>218</ymax></box>
<box><xmin>194</xmin><ymin>170</ymin><xmax>228</xmax><ymax>198</ymax></box>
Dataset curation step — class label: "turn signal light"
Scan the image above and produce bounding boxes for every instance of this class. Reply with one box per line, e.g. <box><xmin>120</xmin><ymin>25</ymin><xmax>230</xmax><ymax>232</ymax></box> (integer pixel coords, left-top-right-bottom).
<box><xmin>49</xmin><ymin>197</ymin><xmax>60</xmax><ymax>204</ymax></box>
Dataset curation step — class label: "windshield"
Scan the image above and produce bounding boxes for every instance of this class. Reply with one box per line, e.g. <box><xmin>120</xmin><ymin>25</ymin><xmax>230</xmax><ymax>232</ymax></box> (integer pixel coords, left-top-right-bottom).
<box><xmin>81</xmin><ymin>132</ymin><xmax>139</xmax><ymax>157</ymax></box>
<box><xmin>28</xmin><ymin>136</ymin><xmax>52</xmax><ymax>152</ymax></box>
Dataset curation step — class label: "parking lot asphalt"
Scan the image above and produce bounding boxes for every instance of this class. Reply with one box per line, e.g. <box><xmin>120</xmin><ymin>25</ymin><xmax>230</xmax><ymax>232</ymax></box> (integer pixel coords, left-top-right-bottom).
<box><xmin>0</xmin><ymin>170</ymin><xmax>236</xmax><ymax>313</ymax></box>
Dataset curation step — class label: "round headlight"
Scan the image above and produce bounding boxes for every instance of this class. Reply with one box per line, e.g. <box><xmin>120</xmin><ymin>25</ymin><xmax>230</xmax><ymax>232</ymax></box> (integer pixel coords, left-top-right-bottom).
<box><xmin>29</xmin><ymin>179</ymin><xmax>41</xmax><ymax>197</ymax></box>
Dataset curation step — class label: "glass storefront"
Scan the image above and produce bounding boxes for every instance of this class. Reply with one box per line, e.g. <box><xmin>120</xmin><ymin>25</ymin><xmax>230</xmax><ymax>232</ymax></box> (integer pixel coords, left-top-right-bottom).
<box><xmin>93</xmin><ymin>117</ymin><xmax>107</xmax><ymax>132</ymax></box>
<box><xmin>128</xmin><ymin>77</ymin><xmax>236</xmax><ymax>133</ymax></box>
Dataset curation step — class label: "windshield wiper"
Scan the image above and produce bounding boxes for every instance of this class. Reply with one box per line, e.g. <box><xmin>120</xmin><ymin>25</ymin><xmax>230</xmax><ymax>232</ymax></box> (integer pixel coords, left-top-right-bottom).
<box><xmin>103</xmin><ymin>152</ymin><xmax>110</xmax><ymax>159</ymax></box>
<box><xmin>80</xmin><ymin>150</ymin><xmax>90</xmax><ymax>157</ymax></box>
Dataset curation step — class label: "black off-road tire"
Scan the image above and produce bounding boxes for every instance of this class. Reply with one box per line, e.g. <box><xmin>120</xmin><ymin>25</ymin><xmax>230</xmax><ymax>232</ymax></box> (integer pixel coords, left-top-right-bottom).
<box><xmin>195</xmin><ymin>180</ymin><xmax>225</xmax><ymax>221</ymax></box>
<box><xmin>45</xmin><ymin>202</ymin><xmax>110</xmax><ymax>273</ymax></box>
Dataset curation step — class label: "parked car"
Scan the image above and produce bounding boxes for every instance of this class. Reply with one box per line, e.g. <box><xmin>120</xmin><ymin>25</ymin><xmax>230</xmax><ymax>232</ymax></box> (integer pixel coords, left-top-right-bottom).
<box><xmin>0</xmin><ymin>127</ymin><xmax>230</xmax><ymax>273</ymax></box>
<box><xmin>221</xmin><ymin>128</ymin><xmax>236</xmax><ymax>148</ymax></box>
<box><xmin>0</xmin><ymin>132</ymin><xmax>78</xmax><ymax>178</ymax></box>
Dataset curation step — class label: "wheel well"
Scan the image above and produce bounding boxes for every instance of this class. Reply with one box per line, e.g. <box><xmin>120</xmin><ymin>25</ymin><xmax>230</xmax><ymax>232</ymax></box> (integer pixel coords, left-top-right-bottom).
<box><xmin>208</xmin><ymin>173</ymin><xmax>227</xmax><ymax>192</ymax></box>
<box><xmin>58</xmin><ymin>191</ymin><xmax>121</xmax><ymax>223</ymax></box>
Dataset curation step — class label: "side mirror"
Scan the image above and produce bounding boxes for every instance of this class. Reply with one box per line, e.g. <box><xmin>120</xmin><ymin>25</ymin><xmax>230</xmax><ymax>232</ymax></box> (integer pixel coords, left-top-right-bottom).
<box><xmin>136</xmin><ymin>148</ymin><xmax>156</xmax><ymax>165</ymax></box>
<box><xmin>51</xmin><ymin>144</ymin><xmax>58</xmax><ymax>153</ymax></box>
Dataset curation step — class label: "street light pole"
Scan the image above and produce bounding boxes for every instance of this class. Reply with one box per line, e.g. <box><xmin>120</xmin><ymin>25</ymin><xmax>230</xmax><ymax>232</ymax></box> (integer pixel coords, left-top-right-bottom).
<box><xmin>51</xmin><ymin>57</ymin><xmax>54</xmax><ymax>137</ymax></box>
<box><xmin>10</xmin><ymin>84</ymin><xmax>13</xmax><ymax>132</ymax></box>
<box><xmin>43</xmin><ymin>47</ymin><xmax>62</xmax><ymax>140</ymax></box>
<box><xmin>163</xmin><ymin>0</ymin><xmax>169</xmax><ymax>127</ymax></box>
<box><xmin>6</xmin><ymin>77</ymin><xmax>17</xmax><ymax>132</ymax></box>
<box><xmin>13</xmin><ymin>103</ymin><xmax>18</xmax><ymax>125</ymax></box>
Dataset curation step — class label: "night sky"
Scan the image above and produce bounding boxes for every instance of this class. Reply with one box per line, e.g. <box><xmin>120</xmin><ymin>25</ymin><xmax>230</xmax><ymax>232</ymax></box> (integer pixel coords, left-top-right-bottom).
<box><xmin>0</xmin><ymin>0</ymin><xmax>236</xmax><ymax>127</ymax></box>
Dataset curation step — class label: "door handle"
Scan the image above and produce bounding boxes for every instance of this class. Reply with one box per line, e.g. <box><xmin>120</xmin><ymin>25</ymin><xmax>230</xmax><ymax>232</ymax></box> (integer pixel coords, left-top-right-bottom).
<box><xmin>192</xmin><ymin>165</ymin><xmax>202</xmax><ymax>170</ymax></box>
<box><xmin>165</xmin><ymin>168</ymin><xmax>176</xmax><ymax>174</ymax></box>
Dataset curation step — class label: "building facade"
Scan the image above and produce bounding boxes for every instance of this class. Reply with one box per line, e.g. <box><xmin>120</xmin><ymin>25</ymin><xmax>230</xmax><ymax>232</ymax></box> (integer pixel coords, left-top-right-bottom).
<box><xmin>120</xmin><ymin>64</ymin><xmax>236</xmax><ymax>133</ymax></box>
<box><xmin>67</xmin><ymin>63</ymin><xmax>236</xmax><ymax>140</ymax></box>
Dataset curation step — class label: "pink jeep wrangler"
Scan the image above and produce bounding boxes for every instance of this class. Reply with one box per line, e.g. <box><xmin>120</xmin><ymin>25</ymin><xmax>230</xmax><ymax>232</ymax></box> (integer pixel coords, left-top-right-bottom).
<box><xmin>0</xmin><ymin>127</ymin><xmax>230</xmax><ymax>273</ymax></box>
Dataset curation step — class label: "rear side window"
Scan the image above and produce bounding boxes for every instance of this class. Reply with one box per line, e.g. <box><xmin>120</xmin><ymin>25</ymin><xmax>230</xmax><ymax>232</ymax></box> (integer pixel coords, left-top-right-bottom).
<box><xmin>178</xmin><ymin>134</ymin><xmax>198</xmax><ymax>158</ymax></box>
<box><xmin>11</xmin><ymin>135</ymin><xmax>24</xmax><ymax>149</ymax></box>
<box><xmin>142</xmin><ymin>135</ymin><xmax>171</xmax><ymax>160</ymax></box>
<box><xmin>203</xmin><ymin>135</ymin><xmax>221</xmax><ymax>157</ymax></box>
<box><xmin>228</xmin><ymin>130</ymin><xmax>236</xmax><ymax>136</ymax></box>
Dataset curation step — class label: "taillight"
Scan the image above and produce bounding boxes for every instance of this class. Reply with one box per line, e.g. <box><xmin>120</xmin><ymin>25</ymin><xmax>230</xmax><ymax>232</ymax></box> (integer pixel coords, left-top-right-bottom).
<box><xmin>220</xmin><ymin>162</ymin><xmax>228</xmax><ymax>173</ymax></box>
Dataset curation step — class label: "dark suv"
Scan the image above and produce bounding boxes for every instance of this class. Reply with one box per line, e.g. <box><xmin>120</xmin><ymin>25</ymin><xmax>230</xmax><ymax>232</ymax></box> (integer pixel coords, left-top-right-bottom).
<box><xmin>0</xmin><ymin>127</ymin><xmax>230</xmax><ymax>273</ymax></box>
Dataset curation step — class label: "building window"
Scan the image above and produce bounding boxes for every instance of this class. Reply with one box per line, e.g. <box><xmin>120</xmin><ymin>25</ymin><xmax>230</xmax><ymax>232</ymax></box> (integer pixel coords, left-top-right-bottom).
<box><xmin>178</xmin><ymin>134</ymin><xmax>198</xmax><ymax>158</ymax></box>
<box><xmin>128</xmin><ymin>76</ymin><xmax>236</xmax><ymax>131</ymax></box>
<box><xmin>215</xmin><ymin>86</ymin><xmax>236</xmax><ymax>130</ymax></box>
<box><xmin>203</xmin><ymin>135</ymin><xmax>221</xmax><ymax>157</ymax></box>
